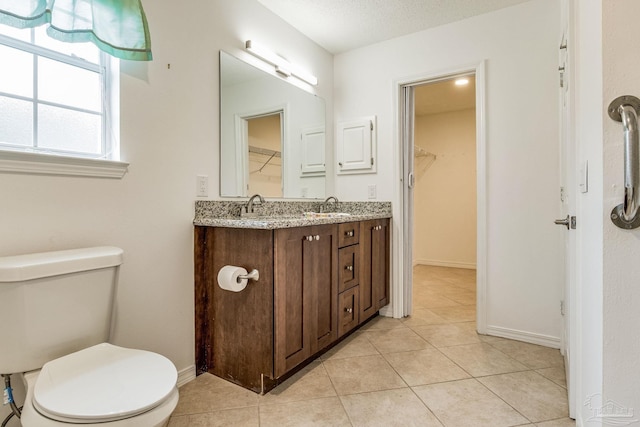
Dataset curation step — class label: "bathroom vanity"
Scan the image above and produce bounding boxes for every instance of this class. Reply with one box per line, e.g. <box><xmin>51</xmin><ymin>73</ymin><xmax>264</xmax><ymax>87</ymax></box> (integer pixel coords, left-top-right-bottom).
<box><xmin>193</xmin><ymin>201</ymin><xmax>391</xmax><ymax>393</ymax></box>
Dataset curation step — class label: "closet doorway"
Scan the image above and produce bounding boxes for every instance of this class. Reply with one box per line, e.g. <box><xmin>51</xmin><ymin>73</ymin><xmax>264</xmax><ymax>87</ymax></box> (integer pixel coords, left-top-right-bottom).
<box><xmin>396</xmin><ymin>62</ymin><xmax>486</xmax><ymax>332</ymax></box>
<box><xmin>411</xmin><ymin>75</ymin><xmax>478</xmax><ymax>322</ymax></box>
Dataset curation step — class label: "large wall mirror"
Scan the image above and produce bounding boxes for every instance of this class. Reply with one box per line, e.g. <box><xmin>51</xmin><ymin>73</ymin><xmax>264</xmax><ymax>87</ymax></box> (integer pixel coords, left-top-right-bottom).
<box><xmin>219</xmin><ymin>51</ymin><xmax>326</xmax><ymax>198</ymax></box>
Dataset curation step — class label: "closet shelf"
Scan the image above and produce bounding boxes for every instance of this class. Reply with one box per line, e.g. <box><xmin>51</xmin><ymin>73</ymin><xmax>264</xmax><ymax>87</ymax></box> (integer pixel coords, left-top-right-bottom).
<box><xmin>249</xmin><ymin>145</ymin><xmax>281</xmax><ymax>158</ymax></box>
<box><xmin>414</xmin><ymin>145</ymin><xmax>436</xmax><ymax>159</ymax></box>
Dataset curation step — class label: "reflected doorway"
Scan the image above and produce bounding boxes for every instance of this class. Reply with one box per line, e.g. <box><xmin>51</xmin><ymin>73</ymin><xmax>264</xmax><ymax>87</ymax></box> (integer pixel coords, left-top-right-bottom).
<box><xmin>247</xmin><ymin>112</ymin><xmax>283</xmax><ymax>197</ymax></box>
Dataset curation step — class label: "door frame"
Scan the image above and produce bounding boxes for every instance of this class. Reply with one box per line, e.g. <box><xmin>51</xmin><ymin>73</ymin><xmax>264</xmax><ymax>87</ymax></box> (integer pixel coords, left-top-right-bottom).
<box><xmin>391</xmin><ymin>61</ymin><xmax>487</xmax><ymax>334</ymax></box>
<box><xmin>234</xmin><ymin>104</ymin><xmax>288</xmax><ymax>196</ymax></box>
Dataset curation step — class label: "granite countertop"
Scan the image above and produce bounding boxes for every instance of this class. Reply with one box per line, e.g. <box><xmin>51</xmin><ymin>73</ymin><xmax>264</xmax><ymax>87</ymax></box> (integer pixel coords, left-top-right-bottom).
<box><xmin>194</xmin><ymin>200</ymin><xmax>391</xmax><ymax>230</ymax></box>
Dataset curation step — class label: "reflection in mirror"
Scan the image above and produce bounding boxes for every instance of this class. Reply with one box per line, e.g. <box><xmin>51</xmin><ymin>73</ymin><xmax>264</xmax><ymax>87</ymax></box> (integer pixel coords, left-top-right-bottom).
<box><xmin>220</xmin><ymin>51</ymin><xmax>326</xmax><ymax>198</ymax></box>
<box><xmin>248</xmin><ymin>113</ymin><xmax>282</xmax><ymax>197</ymax></box>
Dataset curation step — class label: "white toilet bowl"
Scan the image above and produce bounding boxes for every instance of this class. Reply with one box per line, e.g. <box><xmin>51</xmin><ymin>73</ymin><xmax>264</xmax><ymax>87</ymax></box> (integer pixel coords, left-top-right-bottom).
<box><xmin>18</xmin><ymin>343</ymin><xmax>179</xmax><ymax>426</ymax></box>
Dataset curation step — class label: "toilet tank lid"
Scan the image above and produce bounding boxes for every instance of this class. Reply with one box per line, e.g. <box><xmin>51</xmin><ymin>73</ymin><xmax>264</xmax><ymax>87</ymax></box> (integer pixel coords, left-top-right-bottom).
<box><xmin>0</xmin><ymin>246</ymin><xmax>123</xmax><ymax>282</ymax></box>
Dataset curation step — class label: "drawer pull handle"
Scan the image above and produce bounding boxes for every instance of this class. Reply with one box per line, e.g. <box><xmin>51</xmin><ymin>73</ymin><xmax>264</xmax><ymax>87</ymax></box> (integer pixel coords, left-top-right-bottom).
<box><xmin>314</xmin><ymin>235</ymin><xmax>320</xmax><ymax>240</ymax></box>
<box><xmin>345</xmin><ymin>265</ymin><xmax>353</xmax><ymax>271</ymax></box>
<box><xmin>345</xmin><ymin>307</ymin><xmax>353</xmax><ymax>313</ymax></box>
<box><xmin>344</xmin><ymin>230</ymin><xmax>354</xmax><ymax>237</ymax></box>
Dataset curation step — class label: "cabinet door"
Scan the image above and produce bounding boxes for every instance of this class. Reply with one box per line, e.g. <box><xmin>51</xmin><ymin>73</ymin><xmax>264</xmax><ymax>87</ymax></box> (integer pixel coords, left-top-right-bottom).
<box><xmin>338</xmin><ymin>286</ymin><xmax>359</xmax><ymax>337</ymax></box>
<box><xmin>274</xmin><ymin>225</ymin><xmax>337</xmax><ymax>377</ymax></box>
<box><xmin>360</xmin><ymin>219</ymin><xmax>390</xmax><ymax>321</ymax></box>
<box><xmin>371</xmin><ymin>219</ymin><xmax>390</xmax><ymax>310</ymax></box>
<box><xmin>338</xmin><ymin>245</ymin><xmax>359</xmax><ymax>293</ymax></box>
<box><xmin>308</xmin><ymin>225</ymin><xmax>338</xmax><ymax>353</ymax></box>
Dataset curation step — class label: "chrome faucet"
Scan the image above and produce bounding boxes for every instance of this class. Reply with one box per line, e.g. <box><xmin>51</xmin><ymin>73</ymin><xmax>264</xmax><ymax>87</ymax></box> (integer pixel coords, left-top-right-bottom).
<box><xmin>320</xmin><ymin>196</ymin><xmax>339</xmax><ymax>213</ymax></box>
<box><xmin>242</xmin><ymin>194</ymin><xmax>265</xmax><ymax>217</ymax></box>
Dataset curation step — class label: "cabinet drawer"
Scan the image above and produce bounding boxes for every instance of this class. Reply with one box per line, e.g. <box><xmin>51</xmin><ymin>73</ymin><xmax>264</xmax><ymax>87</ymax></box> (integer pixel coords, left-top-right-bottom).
<box><xmin>338</xmin><ymin>245</ymin><xmax>359</xmax><ymax>293</ymax></box>
<box><xmin>338</xmin><ymin>286</ymin><xmax>359</xmax><ymax>337</ymax></box>
<box><xmin>338</xmin><ymin>222</ymin><xmax>359</xmax><ymax>247</ymax></box>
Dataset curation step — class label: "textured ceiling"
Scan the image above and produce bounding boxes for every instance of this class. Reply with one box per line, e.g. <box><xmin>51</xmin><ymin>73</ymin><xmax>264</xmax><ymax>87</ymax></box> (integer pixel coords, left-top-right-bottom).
<box><xmin>415</xmin><ymin>77</ymin><xmax>476</xmax><ymax>116</ymax></box>
<box><xmin>257</xmin><ymin>0</ymin><xmax>532</xmax><ymax>54</ymax></box>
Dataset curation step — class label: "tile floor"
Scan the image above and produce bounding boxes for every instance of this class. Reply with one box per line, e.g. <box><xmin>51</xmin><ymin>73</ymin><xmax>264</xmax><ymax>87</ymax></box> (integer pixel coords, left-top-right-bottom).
<box><xmin>169</xmin><ymin>265</ymin><xmax>574</xmax><ymax>426</ymax></box>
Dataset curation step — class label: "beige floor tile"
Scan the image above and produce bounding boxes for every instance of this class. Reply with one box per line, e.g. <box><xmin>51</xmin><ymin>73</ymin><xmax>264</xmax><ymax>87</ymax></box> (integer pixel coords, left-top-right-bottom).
<box><xmin>413</xmin><ymin>378</ymin><xmax>529</xmax><ymax>427</ymax></box>
<box><xmin>488</xmin><ymin>340</ymin><xmax>564</xmax><ymax>369</ymax></box>
<box><xmin>259</xmin><ymin>361</ymin><xmax>336</xmax><ymax>405</ymax></box>
<box><xmin>323</xmin><ymin>354</ymin><xmax>407</xmax><ymax>395</ymax></box>
<box><xmin>169</xmin><ymin>407</ymin><xmax>259</xmax><ymax>426</ymax></box>
<box><xmin>340</xmin><ymin>388</ymin><xmax>442</xmax><ymax>426</ymax></box>
<box><xmin>428</xmin><ymin>286</ymin><xmax>475</xmax><ymax>299</ymax></box>
<box><xmin>364</xmin><ymin>327</ymin><xmax>434</xmax><ymax>354</ymax></box>
<box><xmin>413</xmin><ymin>293</ymin><xmax>461</xmax><ymax>309</ymax></box>
<box><xmin>535</xmin><ymin>418</ymin><xmax>576</xmax><ymax>426</ymax></box>
<box><xmin>167</xmin><ymin>415</ymin><xmax>189</xmax><ymax>427</ymax></box>
<box><xmin>321</xmin><ymin>332</ymin><xmax>379</xmax><ymax>361</ymax></box>
<box><xmin>412</xmin><ymin>323</ymin><xmax>482</xmax><ymax>348</ymax></box>
<box><xmin>384</xmin><ymin>349</ymin><xmax>471</xmax><ymax>386</ymax></box>
<box><xmin>456</xmin><ymin>321</ymin><xmax>477</xmax><ymax>332</ymax></box>
<box><xmin>478</xmin><ymin>371</ymin><xmax>569</xmax><ymax>422</ymax></box>
<box><xmin>445</xmin><ymin>292</ymin><xmax>476</xmax><ymax>306</ymax></box>
<box><xmin>440</xmin><ymin>343</ymin><xmax>529</xmax><ymax>377</ymax></box>
<box><xmin>450</xmin><ymin>281</ymin><xmax>477</xmax><ymax>291</ymax></box>
<box><xmin>259</xmin><ymin>396</ymin><xmax>351</xmax><ymax>426</ymax></box>
<box><xmin>536</xmin><ymin>366</ymin><xmax>567</xmax><ymax>388</ymax></box>
<box><xmin>477</xmin><ymin>334</ymin><xmax>512</xmax><ymax>344</ymax></box>
<box><xmin>401</xmin><ymin>308</ymin><xmax>449</xmax><ymax>328</ymax></box>
<box><xmin>429</xmin><ymin>305</ymin><xmax>476</xmax><ymax>322</ymax></box>
<box><xmin>172</xmin><ymin>373</ymin><xmax>258</xmax><ymax>416</ymax></box>
<box><xmin>359</xmin><ymin>315</ymin><xmax>407</xmax><ymax>330</ymax></box>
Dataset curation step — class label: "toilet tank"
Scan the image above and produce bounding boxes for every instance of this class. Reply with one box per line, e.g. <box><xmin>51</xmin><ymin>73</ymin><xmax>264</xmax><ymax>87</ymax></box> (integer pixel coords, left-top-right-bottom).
<box><xmin>0</xmin><ymin>247</ymin><xmax>123</xmax><ymax>374</ymax></box>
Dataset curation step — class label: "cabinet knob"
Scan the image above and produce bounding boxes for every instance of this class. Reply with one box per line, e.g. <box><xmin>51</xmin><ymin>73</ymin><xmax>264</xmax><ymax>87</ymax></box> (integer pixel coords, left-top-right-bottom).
<box><xmin>305</xmin><ymin>235</ymin><xmax>313</xmax><ymax>241</ymax></box>
<box><xmin>345</xmin><ymin>230</ymin><xmax>354</xmax><ymax>237</ymax></box>
<box><xmin>314</xmin><ymin>235</ymin><xmax>320</xmax><ymax>240</ymax></box>
<box><xmin>345</xmin><ymin>265</ymin><xmax>353</xmax><ymax>271</ymax></box>
<box><xmin>345</xmin><ymin>307</ymin><xmax>353</xmax><ymax>313</ymax></box>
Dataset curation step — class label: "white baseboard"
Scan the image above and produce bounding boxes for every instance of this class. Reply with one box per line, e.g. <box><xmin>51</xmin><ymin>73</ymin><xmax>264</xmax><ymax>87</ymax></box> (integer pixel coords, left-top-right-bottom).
<box><xmin>177</xmin><ymin>364</ymin><xmax>196</xmax><ymax>387</ymax></box>
<box><xmin>413</xmin><ymin>259</ymin><xmax>476</xmax><ymax>270</ymax></box>
<box><xmin>485</xmin><ymin>325</ymin><xmax>561</xmax><ymax>349</ymax></box>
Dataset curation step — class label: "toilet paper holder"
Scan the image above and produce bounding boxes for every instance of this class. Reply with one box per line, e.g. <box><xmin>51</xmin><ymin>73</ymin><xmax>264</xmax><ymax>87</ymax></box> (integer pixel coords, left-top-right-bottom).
<box><xmin>238</xmin><ymin>269</ymin><xmax>260</xmax><ymax>282</ymax></box>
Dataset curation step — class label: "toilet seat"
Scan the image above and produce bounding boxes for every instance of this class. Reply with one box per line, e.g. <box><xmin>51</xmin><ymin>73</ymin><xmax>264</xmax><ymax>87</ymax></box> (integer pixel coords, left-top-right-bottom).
<box><xmin>32</xmin><ymin>343</ymin><xmax>177</xmax><ymax>424</ymax></box>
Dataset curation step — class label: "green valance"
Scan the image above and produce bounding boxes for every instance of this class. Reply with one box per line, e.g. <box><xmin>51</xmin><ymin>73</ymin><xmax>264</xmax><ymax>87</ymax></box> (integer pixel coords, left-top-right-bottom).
<box><xmin>0</xmin><ymin>0</ymin><xmax>152</xmax><ymax>61</ymax></box>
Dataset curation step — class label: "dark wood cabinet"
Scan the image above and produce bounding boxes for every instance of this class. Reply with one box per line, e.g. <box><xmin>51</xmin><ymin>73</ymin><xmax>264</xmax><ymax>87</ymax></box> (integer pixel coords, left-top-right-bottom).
<box><xmin>194</xmin><ymin>218</ymin><xmax>389</xmax><ymax>394</ymax></box>
<box><xmin>274</xmin><ymin>225</ymin><xmax>337</xmax><ymax>377</ymax></box>
<box><xmin>338</xmin><ymin>285</ymin><xmax>359</xmax><ymax>337</ymax></box>
<box><xmin>360</xmin><ymin>218</ymin><xmax>390</xmax><ymax>320</ymax></box>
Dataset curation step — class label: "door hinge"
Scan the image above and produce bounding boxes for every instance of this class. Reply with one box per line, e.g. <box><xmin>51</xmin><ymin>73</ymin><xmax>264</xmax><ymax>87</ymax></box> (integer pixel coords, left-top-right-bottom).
<box><xmin>371</xmin><ymin>157</ymin><xmax>374</xmax><ymax>166</ymax></box>
<box><xmin>370</xmin><ymin>121</ymin><xmax>374</xmax><ymax>131</ymax></box>
<box><xmin>560</xmin><ymin>300</ymin><xmax>565</xmax><ymax>316</ymax></box>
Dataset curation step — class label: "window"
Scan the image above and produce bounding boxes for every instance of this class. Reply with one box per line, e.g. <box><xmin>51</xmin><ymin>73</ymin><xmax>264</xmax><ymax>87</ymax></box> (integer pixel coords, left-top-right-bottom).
<box><xmin>0</xmin><ymin>24</ymin><xmax>126</xmax><ymax>178</ymax></box>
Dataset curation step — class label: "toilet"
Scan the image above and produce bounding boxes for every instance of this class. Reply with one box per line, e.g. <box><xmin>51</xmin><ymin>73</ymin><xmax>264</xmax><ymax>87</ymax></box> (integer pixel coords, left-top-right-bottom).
<box><xmin>0</xmin><ymin>247</ymin><xmax>179</xmax><ymax>426</ymax></box>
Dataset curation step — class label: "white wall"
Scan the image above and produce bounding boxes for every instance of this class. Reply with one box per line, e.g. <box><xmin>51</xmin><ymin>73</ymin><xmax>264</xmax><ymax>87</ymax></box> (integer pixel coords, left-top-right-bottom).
<box><xmin>601</xmin><ymin>0</ymin><xmax>640</xmax><ymax>422</ymax></box>
<box><xmin>334</xmin><ymin>0</ymin><xmax>563</xmax><ymax>344</ymax></box>
<box><xmin>572</xmin><ymin>1</ymin><xmax>604</xmax><ymax>424</ymax></box>
<box><xmin>413</xmin><ymin>109</ymin><xmax>477</xmax><ymax>269</ymax></box>
<box><xmin>0</xmin><ymin>2</ymin><xmax>332</xmax><ymax>420</ymax></box>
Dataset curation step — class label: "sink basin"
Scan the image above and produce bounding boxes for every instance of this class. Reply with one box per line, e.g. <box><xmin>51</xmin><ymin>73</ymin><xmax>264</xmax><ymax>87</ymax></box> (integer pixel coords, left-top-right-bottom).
<box><xmin>303</xmin><ymin>212</ymin><xmax>351</xmax><ymax>218</ymax></box>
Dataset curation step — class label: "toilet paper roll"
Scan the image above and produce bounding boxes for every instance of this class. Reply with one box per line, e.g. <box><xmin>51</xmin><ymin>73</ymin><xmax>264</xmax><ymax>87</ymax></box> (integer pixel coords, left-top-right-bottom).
<box><xmin>217</xmin><ymin>265</ymin><xmax>248</xmax><ymax>292</ymax></box>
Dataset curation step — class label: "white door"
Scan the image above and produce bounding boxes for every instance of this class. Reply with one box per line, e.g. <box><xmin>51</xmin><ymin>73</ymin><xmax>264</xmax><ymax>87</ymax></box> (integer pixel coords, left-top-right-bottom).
<box><xmin>557</xmin><ymin>2</ymin><xmax>576</xmax><ymax>416</ymax></box>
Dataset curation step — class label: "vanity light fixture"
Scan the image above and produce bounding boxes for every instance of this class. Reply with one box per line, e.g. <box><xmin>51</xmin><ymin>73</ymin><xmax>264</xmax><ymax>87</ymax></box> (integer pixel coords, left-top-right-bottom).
<box><xmin>454</xmin><ymin>78</ymin><xmax>470</xmax><ymax>86</ymax></box>
<box><xmin>245</xmin><ymin>40</ymin><xmax>318</xmax><ymax>86</ymax></box>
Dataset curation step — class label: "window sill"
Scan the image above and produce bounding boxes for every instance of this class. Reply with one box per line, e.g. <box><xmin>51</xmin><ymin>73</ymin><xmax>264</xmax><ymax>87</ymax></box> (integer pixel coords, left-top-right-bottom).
<box><xmin>0</xmin><ymin>151</ymin><xmax>129</xmax><ymax>179</ymax></box>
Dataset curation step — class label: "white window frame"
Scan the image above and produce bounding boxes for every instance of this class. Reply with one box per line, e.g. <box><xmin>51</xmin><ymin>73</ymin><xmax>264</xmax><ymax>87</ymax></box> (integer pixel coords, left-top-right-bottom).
<box><xmin>0</xmin><ymin>29</ymin><xmax>127</xmax><ymax>178</ymax></box>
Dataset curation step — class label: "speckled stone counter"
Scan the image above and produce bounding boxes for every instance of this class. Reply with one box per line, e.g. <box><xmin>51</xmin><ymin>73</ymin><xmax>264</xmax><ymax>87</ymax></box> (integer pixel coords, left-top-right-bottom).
<box><xmin>194</xmin><ymin>200</ymin><xmax>391</xmax><ymax>229</ymax></box>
